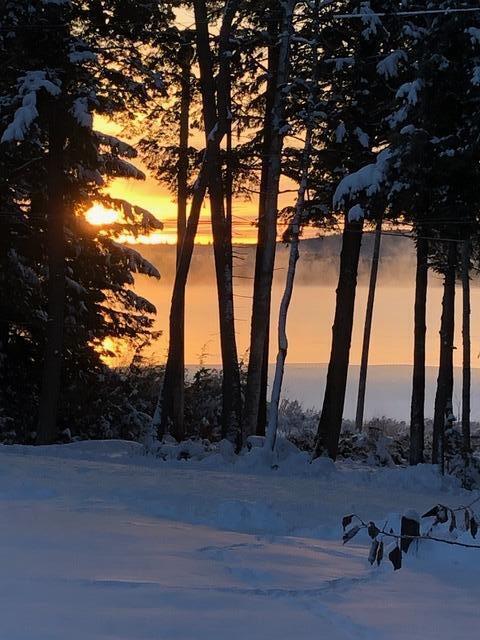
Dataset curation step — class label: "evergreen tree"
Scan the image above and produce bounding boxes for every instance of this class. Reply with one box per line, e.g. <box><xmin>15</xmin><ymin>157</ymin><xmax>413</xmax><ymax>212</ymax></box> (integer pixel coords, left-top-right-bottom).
<box><xmin>0</xmin><ymin>0</ymin><xmax>173</xmax><ymax>442</ymax></box>
<box><xmin>384</xmin><ymin>1</ymin><xmax>480</xmax><ymax>467</ymax></box>
<box><xmin>308</xmin><ymin>0</ymin><xmax>403</xmax><ymax>460</ymax></box>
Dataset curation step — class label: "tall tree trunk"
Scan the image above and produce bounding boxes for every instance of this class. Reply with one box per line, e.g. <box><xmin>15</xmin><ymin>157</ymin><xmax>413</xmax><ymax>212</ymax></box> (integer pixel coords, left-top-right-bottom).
<box><xmin>222</xmin><ymin>39</ymin><xmax>237</xmax><ymax>442</ymax></box>
<box><xmin>355</xmin><ymin>218</ymin><xmax>382</xmax><ymax>432</ymax></box>
<box><xmin>314</xmin><ymin>215</ymin><xmax>364</xmax><ymax>459</ymax></box>
<box><xmin>152</xmin><ymin>162</ymin><xmax>209</xmax><ymax>444</ymax></box>
<box><xmin>250</xmin><ymin>12</ymin><xmax>281</xmax><ymax>438</ymax></box>
<box><xmin>37</xmin><ymin>109</ymin><xmax>67</xmax><ymax>444</ymax></box>
<box><xmin>257</xmin><ymin>11</ymin><xmax>283</xmax><ymax>441</ymax></box>
<box><xmin>159</xmin><ymin>42</ymin><xmax>192</xmax><ymax>440</ymax></box>
<box><xmin>0</xmin><ymin>198</ymin><xmax>10</xmax><ymax>365</ymax></box>
<box><xmin>193</xmin><ymin>0</ymin><xmax>242</xmax><ymax>446</ymax></box>
<box><xmin>432</xmin><ymin>240</ymin><xmax>457</xmax><ymax>471</ymax></box>
<box><xmin>266</xmin><ymin>129</ymin><xmax>312</xmax><ymax>452</ymax></box>
<box><xmin>244</xmin><ymin>0</ymin><xmax>296</xmax><ymax>441</ymax></box>
<box><xmin>410</xmin><ymin>235</ymin><xmax>429</xmax><ymax>465</ymax></box>
<box><xmin>462</xmin><ymin>236</ymin><xmax>471</xmax><ymax>452</ymax></box>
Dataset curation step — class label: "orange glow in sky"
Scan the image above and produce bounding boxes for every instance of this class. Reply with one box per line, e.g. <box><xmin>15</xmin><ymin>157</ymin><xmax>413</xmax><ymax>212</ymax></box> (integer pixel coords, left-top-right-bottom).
<box><xmin>92</xmin><ymin>115</ymin><xmax>284</xmax><ymax>245</ymax></box>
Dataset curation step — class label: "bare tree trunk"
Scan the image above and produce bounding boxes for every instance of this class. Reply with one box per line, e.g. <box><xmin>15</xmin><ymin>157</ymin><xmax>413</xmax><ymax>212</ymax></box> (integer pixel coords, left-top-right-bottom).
<box><xmin>355</xmin><ymin>218</ymin><xmax>382</xmax><ymax>432</ymax></box>
<box><xmin>250</xmin><ymin>12</ymin><xmax>281</xmax><ymax>438</ymax></box>
<box><xmin>314</xmin><ymin>215</ymin><xmax>364</xmax><ymax>460</ymax></box>
<box><xmin>244</xmin><ymin>0</ymin><xmax>296</xmax><ymax>441</ymax></box>
<box><xmin>151</xmin><ymin>1</ymin><xmax>241</xmax><ymax>448</ymax></box>
<box><xmin>152</xmin><ymin>163</ymin><xmax>209</xmax><ymax>444</ymax></box>
<box><xmin>432</xmin><ymin>240</ymin><xmax>457</xmax><ymax>472</ymax></box>
<box><xmin>37</xmin><ymin>108</ymin><xmax>67</xmax><ymax>444</ymax></box>
<box><xmin>266</xmin><ymin>131</ymin><xmax>312</xmax><ymax>452</ymax></box>
<box><xmin>222</xmin><ymin>36</ymin><xmax>237</xmax><ymax>442</ymax></box>
<box><xmin>0</xmin><ymin>213</ymin><xmax>9</xmax><ymax>395</ymax></box>
<box><xmin>462</xmin><ymin>237</ymin><xmax>471</xmax><ymax>452</ymax></box>
<box><xmin>410</xmin><ymin>235</ymin><xmax>429</xmax><ymax>465</ymax></box>
<box><xmin>193</xmin><ymin>0</ymin><xmax>242</xmax><ymax>446</ymax></box>
<box><xmin>0</xmin><ymin>199</ymin><xmax>11</xmax><ymax>365</ymax></box>
<box><xmin>159</xmin><ymin>41</ymin><xmax>192</xmax><ymax>440</ymax></box>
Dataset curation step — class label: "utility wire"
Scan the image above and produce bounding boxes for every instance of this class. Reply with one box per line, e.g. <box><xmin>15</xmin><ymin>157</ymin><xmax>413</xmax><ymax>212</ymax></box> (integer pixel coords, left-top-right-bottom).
<box><xmin>335</xmin><ymin>7</ymin><xmax>480</xmax><ymax>19</ymax></box>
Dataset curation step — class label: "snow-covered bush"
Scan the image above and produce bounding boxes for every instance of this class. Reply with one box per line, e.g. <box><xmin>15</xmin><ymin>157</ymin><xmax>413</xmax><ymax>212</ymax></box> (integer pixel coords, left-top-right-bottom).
<box><xmin>443</xmin><ymin>426</ymin><xmax>480</xmax><ymax>490</ymax></box>
<box><xmin>277</xmin><ymin>401</ymin><xmax>410</xmax><ymax>465</ymax></box>
<box><xmin>0</xmin><ymin>364</ymin><xmax>248</xmax><ymax>445</ymax></box>
<box><xmin>337</xmin><ymin>429</ymin><xmax>409</xmax><ymax>466</ymax></box>
<box><xmin>277</xmin><ymin>399</ymin><xmax>318</xmax><ymax>450</ymax></box>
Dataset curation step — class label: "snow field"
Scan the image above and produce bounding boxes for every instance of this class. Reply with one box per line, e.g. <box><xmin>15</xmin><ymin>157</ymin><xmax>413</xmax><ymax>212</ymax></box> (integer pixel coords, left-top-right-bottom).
<box><xmin>0</xmin><ymin>440</ymin><xmax>478</xmax><ymax>639</ymax></box>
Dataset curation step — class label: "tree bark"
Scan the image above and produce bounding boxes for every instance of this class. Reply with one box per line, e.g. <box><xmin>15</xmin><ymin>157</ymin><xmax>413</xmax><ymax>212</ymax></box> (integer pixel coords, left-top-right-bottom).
<box><xmin>37</xmin><ymin>108</ymin><xmax>67</xmax><ymax>444</ymax></box>
<box><xmin>152</xmin><ymin>161</ymin><xmax>209</xmax><ymax>444</ymax></box>
<box><xmin>159</xmin><ymin>41</ymin><xmax>192</xmax><ymax>440</ymax></box>
<box><xmin>0</xmin><ymin>198</ymin><xmax>11</xmax><ymax>365</ymax></box>
<box><xmin>250</xmin><ymin>12</ymin><xmax>281</xmax><ymax>438</ymax></box>
<box><xmin>410</xmin><ymin>235</ymin><xmax>429</xmax><ymax>465</ymax></box>
<box><xmin>314</xmin><ymin>215</ymin><xmax>364</xmax><ymax>459</ymax></box>
<box><xmin>193</xmin><ymin>0</ymin><xmax>242</xmax><ymax>446</ymax></box>
<box><xmin>244</xmin><ymin>0</ymin><xmax>296</xmax><ymax>441</ymax></box>
<box><xmin>355</xmin><ymin>218</ymin><xmax>382</xmax><ymax>432</ymax></box>
<box><xmin>266</xmin><ymin>130</ymin><xmax>312</xmax><ymax>452</ymax></box>
<box><xmin>462</xmin><ymin>237</ymin><xmax>471</xmax><ymax>452</ymax></box>
<box><xmin>432</xmin><ymin>240</ymin><xmax>457</xmax><ymax>471</ymax></box>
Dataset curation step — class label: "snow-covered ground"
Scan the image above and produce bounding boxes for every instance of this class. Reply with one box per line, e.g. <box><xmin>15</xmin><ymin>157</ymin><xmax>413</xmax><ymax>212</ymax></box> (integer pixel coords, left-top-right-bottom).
<box><xmin>1</xmin><ymin>440</ymin><xmax>478</xmax><ymax>639</ymax></box>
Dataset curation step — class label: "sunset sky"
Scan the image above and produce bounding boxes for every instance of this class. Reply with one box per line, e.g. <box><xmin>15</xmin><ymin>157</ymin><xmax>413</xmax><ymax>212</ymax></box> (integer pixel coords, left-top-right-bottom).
<box><xmin>88</xmin><ymin>116</ymin><xmax>480</xmax><ymax>370</ymax></box>
<box><xmin>89</xmin><ymin>105</ymin><xmax>298</xmax><ymax>245</ymax></box>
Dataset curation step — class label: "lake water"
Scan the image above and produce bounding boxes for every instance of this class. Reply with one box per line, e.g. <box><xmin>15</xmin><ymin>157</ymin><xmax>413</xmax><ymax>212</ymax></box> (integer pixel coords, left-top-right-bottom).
<box><xmin>130</xmin><ymin>238</ymin><xmax>480</xmax><ymax>421</ymax></box>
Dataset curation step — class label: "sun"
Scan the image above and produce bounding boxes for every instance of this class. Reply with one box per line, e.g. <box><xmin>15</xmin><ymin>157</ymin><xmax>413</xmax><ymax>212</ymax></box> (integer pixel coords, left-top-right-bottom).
<box><xmin>85</xmin><ymin>203</ymin><xmax>119</xmax><ymax>226</ymax></box>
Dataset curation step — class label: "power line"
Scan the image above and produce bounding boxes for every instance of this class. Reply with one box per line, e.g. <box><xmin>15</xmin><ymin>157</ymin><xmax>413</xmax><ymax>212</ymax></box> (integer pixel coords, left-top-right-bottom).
<box><xmin>335</xmin><ymin>7</ymin><xmax>480</xmax><ymax>19</ymax></box>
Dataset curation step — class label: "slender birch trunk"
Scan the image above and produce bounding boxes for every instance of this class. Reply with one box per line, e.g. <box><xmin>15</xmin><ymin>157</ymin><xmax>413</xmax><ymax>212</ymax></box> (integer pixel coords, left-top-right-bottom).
<box><xmin>244</xmin><ymin>0</ymin><xmax>297</xmax><ymax>442</ymax></box>
<box><xmin>159</xmin><ymin>40</ymin><xmax>192</xmax><ymax>440</ymax></box>
<box><xmin>37</xmin><ymin>106</ymin><xmax>67</xmax><ymax>444</ymax></box>
<box><xmin>355</xmin><ymin>217</ymin><xmax>382</xmax><ymax>432</ymax></box>
<box><xmin>266</xmin><ymin>131</ymin><xmax>312</xmax><ymax>452</ymax></box>
<box><xmin>314</xmin><ymin>215</ymin><xmax>364</xmax><ymax>460</ymax></box>
<box><xmin>462</xmin><ymin>236</ymin><xmax>471</xmax><ymax>452</ymax></box>
<box><xmin>410</xmin><ymin>234</ymin><xmax>429</xmax><ymax>465</ymax></box>
<box><xmin>266</xmin><ymin>0</ymin><xmax>321</xmax><ymax>451</ymax></box>
<box><xmin>432</xmin><ymin>240</ymin><xmax>457</xmax><ymax>472</ymax></box>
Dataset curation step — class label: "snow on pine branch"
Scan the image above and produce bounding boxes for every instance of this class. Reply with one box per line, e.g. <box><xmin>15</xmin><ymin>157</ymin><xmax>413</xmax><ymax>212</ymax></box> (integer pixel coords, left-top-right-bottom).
<box><xmin>377</xmin><ymin>50</ymin><xmax>407</xmax><ymax>79</ymax></box>
<box><xmin>69</xmin><ymin>36</ymin><xmax>97</xmax><ymax>64</ymax></box>
<box><xmin>396</xmin><ymin>79</ymin><xmax>424</xmax><ymax>106</ymax></box>
<box><xmin>1</xmin><ymin>71</ymin><xmax>61</xmax><ymax>143</ymax></box>
<box><xmin>359</xmin><ymin>3</ymin><xmax>382</xmax><ymax>39</ymax></box>
<box><xmin>333</xmin><ymin>148</ymin><xmax>392</xmax><ymax>218</ymax></box>
<box><xmin>101</xmin><ymin>156</ymin><xmax>146</xmax><ymax>181</ymax></box>
<box><xmin>101</xmin><ymin>197</ymin><xmax>163</xmax><ymax>232</ymax></box>
<box><xmin>72</xmin><ymin>98</ymin><xmax>93</xmax><ymax>129</ymax></box>
<box><xmin>466</xmin><ymin>27</ymin><xmax>480</xmax><ymax>46</ymax></box>
<box><xmin>69</xmin><ymin>51</ymin><xmax>97</xmax><ymax>64</ymax></box>
<box><xmin>354</xmin><ymin>127</ymin><xmax>370</xmax><ymax>148</ymax></box>
<box><xmin>472</xmin><ymin>67</ymin><xmax>480</xmax><ymax>86</ymax></box>
<box><xmin>95</xmin><ymin>132</ymin><xmax>137</xmax><ymax>158</ymax></box>
<box><xmin>111</xmin><ymin>243</ymin><xmax>160</xmax><ymax>279</ymax></box>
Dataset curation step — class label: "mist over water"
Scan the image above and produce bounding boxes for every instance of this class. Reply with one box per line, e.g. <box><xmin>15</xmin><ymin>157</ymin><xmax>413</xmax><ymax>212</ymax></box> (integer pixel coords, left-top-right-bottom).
<box><xmin>132</xmin><ymin>233</ymin><xmax>480</xmax><ymax>420</ymax></box>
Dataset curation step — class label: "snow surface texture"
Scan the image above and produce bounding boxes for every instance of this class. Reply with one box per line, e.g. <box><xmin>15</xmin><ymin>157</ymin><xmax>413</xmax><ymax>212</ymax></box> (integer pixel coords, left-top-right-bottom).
<box><xmin>1</xmin><ymin>440</ymin><xmax>478</xmax><ymax>640</ymax></box>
